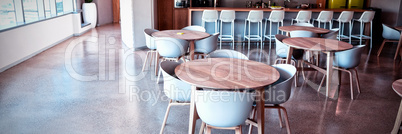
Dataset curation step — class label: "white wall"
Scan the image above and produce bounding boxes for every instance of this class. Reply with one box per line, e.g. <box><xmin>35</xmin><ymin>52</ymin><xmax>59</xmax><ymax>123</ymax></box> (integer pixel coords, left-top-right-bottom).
<box><xmin>0</xmin><ymin>14</ymin><xmax>75</xmax><ymax>72</ymax></box>
<box><xmin>120</xmin><ymin>0</ymin><xmax>156</xmax><ymax>49</ymax></box>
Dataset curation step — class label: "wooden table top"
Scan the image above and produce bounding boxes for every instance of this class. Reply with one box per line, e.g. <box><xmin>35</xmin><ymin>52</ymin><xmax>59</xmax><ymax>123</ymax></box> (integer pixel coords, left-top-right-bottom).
<box><xmin>282</xmin><ymin>37</ymin><xmax>353</xmax><ymax>52</ymax></box>
<box><xmin>175</xmin><ymin>58</ymin><xmax>280</xmax><ymax>89</ymax></box>
<box><xmin>151</xmin><ymin>30</ymin><xmax>210</xmax><ymax>41</ymax></box>
<box><xmin>279</xmin><ymin>26</ymin><xmax>330</xmax><ymax>34</ymax></box>
<box><xmin>393</xmin><ymin>79</ymin><xmax>402</xmax><ymax>97</ymax></box>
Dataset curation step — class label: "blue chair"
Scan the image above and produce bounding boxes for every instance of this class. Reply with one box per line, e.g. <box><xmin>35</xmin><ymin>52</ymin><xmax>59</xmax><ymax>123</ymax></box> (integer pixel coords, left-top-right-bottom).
<box><xmin>155</xmin><ymin>37</ymin><xmax>189</xmax><ymax>83</ymax></box>
<box><xmin>142</xmin><ymin>29</ymin><xmax>159</xmax><ymax>75</ymax></box>
<box><xmin>209</xmin><ymin>49</ymin><xmax>249</xmax><ymax>60</ymax></box>
<box><xmin>248</xmin><ymin>64</ymin><xmax>296</xmax><ymax>134</ymax></box>
<box><xmin>182</xmin><ymin>25</ymin><xmax>206</xmax><ymax>32</ymax></box>
<box><xmin>196</xmin><ymin>90</ymin><xmax>254</xmax><ymax>134</ymax></box>
<box><xmin>319</xmin><ymin>45</ymin><xmax>365</xmax><ymax>99</ymax></box>
<box><xmin>194</xmin><ymin>33</ymin><xmax>219</xmax><ymax>59</ymax></box>
<box><xmin>159</xmin><ymin>61</ymin><xmax>192</xmax><ymax>134</ymax></box>
<box><xmin>377</xmin><ymin>24</ymin><xmax>401</xmax><ymax>60</ymax></box>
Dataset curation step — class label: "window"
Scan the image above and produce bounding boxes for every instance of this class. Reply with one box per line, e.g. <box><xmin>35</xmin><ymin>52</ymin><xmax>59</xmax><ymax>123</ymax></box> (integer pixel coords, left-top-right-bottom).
<box><xmin>0</xmin><ymin>0</ymin><xmax>76</xmax><ymax>31</ymax></box>
<box><xmin>0</xmin><ymin>0</ymin><xmax>17</xmax><ymax>30</ymax></box>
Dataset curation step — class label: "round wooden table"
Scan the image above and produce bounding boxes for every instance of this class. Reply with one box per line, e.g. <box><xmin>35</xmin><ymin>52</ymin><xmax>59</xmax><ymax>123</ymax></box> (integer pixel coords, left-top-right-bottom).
<box><xmin>152</xmin><ymin>30</ymin><xmax>210</xmax><ymax>61</ymax></box>
<box><xmin>282</xmin><ymin>37</ymin><xmax>353</xmax><ymax>97</ymax></box>
<box><xmin>175</xmin><ymin>58</ymin><xmax>280</xmax><ymax>134</ymax></box>
<box><xmin>279</xmin><ymin>25</ymin><xmax>330</xmax><ymax>36</ymax></box>
<box><xmin>392</xmin><ymin>79</ymin><xmax>402</xmax><ymax>134</ymax></box>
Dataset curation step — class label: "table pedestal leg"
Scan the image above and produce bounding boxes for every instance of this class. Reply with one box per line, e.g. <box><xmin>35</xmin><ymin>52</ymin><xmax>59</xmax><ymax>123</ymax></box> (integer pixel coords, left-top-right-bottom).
<box><xmin>256</xmin><ymin>87</ymin><xmax>265</xmax><ymax>134</ymax></box>
<box><xmin>190</xmin><ymin>41</ymin><xmax>195</xmax><ymax>61</ymax></box>
<box><xmin>286</xmin><ymin>47</ymin><xmax>294</xmax><ymax>64</ymax></box>
<box><xmin>189</xmin><ymin>85</ymin><xmax>199</xmax><ymax>134</ymax></box>
<box><xmin>392</xmin><ymin>99</ymin><xmax>402</xmax><ymax>134</ymax></box>
<box><xmin>326</xmin><ymin>52</ymin><xmax>334</xmax><ymax>97</ymax></box>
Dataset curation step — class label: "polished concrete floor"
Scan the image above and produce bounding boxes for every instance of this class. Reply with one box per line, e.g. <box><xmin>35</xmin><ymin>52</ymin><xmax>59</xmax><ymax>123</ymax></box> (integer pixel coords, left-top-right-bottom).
<box><xmin>0</xmin><ymin>24</ymin><xmax>402</xmax><ymax>133</ymax></box>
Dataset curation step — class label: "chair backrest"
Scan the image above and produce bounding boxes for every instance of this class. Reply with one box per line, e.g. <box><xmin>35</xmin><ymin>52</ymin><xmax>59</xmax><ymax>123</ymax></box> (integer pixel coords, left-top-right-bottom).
<box><xmin>358</xmin><ymin>11</ymin><xmax>375</xmax><ymax>23</ymax></box>
<box><xmin>195</xmin><ymin>33</ymin><xmax>219</xmax><ymax>54</ymax></box>
<box><xmin>275</xmin><ymin>35</ymin><xmax>304</xmax><ymax>60</ymax></box>
<box><xmin>202</xmin><ymin>10</ymin><xmax>219</xmax><ymax>22</ymax></box>
<box><xmin>321</xmin><ymin>28</ymin><xmax>339</xmax><ymax>40</ymax></box>
<box><xmin>196</xmin><ymin>90</ymin><xmax>254</xmax><ymax>127</ymax></box>
<box><xmin>275</xmin><ymin>34</ymin><xmax>290</xmax><ymax>58</ymax></box>
<box><xmin>182</xmin><ymin>25</ymin><xmax>206</xmax><ymax>32</ymax></box>
<box><xmin>292</xmin><ymin>23</ymin><xmax>314</xmax><ymax>27</ymax></box>
<box><xmin>220</xmin><ymin>10</ymin><xmax>235</xmax><ymax>22</ymax></box>
<box><xmin>247</xmin><ymin>10</ymin><xmax>264</xmax><ymax>22</ymax></box>
<box><xmin>268</xmin><ymin>10</ymin><xmax>285</xmax><ymax>22</ymax></box>
<box><xmin>155</xmin><ymin>37</ymin><xmax>189</xmax><ymax>58</ymax></box>
<box><xmin>382</xmin><ymin>24</ymin><xmax>401</xmax><ymax>40</ymax></box>
<box><xmin>337</xmin><ymin>11</ymin><xmax>354</xmax><ymax>23</ymax></box>
<box><xmin>290</xmin><ymin>30</ymin><xmax>318</xmax><ymax>37</ymax></box>
<box><xmin>209</xmin><ymin>49</ymin><xmax>249</xmax><ymax>60</ymax></box>
<box><xmin>295</xmin><ymin>10</ymin><xmax>312</xmax><ymax>23</ymax></box>
<box><xmin>334</xmin><ymin>45</ymin><xmax>365</xmax><ymax>69</ymax></box>
<box><xmin>316</xmin><ymin>11</ymin><xmax>333</xmax><ymax>22</ymax></box>
<box><xmin>160</xmin><ymin>61</ymin><xmax>192</xmax><ymax>101</ymax></box>
<box><xmin>144</xmin><ymin>28</ymin><xmax>159</xmax><ymax>49</ymax></box>
<box><xmin>265</xmin><ymin>64</ymin><xmax>296</xmax><ymax>104</ymax></box>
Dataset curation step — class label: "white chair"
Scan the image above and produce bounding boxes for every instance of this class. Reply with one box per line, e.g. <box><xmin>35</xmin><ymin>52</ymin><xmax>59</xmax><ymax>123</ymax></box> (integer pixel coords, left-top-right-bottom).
<box><xmin>243</xmin><ymin>10</ymin><xmax>264</xmax><ymax>50</ymax></box>
<box><xmin>142</xmin><ymin>29</ymin><xmax>159</xmax><ymax>76</ymax></box>
<box><xmin>182</xmin><ymin>25</ymin><xmax>206</xmax><ymax>32</ymax></box>
<box><xmin>196</xmin><ymin>90</ymin><xmax>254</xmax><ymax>134</ymax></box>
<box><xmin>202</xmin><ymin>10</ymin><xmax>219</xmax><ymax>34</ymax></box>
<box><xmin>159</xmin><ymin>61</ymin><xmax>192</xmax><ymax>134</ymax></box>
<box><xmin>351</xmin><ymin>11</ymin><xmax>375</xmax><ymax>53</ymax></box>
<box><xmin>292</xmin><ymin>23</ymin><xmax>314</xmax><ymax>27</ymax></box>
<box><xmin>291</xmin><ymin>10</ymin><xmax>312</xmax><ymax>25</ymax></box>
<box><xmin>312</xmin><ymin>11</ymin><xmax>333</xmax><ymax>29</ymax></box>
<box><xmin>321</xmin><ymin>28</ymin><xmax>340</xmax><ymax>40</ymax></box>
<box><xmin>289</xmin><ymin>30</ymin><xmax>318</xmax><ymax>38</ymax></box>
<box><xmin>377</xmin><ymin>24</ymin><xmax>401</xmax><ymax>60</ymax></box>
<box><xmin>332</xmin><ymin>11</ymin><xmax>354</xmax><ymax>43</ymax></box>
<box><xmin>194</xmin><ymin>33</ymin><xmax>219</xmax><ymax>59</ymax></box>
<box><xmin>219</xmin><ymin>10</ymin><xmax>236</xmax><ymax>49</ymax></box>
<box><xmin>319</xmin><ymin>45</ymin><xmax>365</xmax><ymax>100</ymax></box>
<box><xmin>264</xmin><ymin>10</ymin><xmax>285</xmax><ymax>50</ymax></box>
<box><xmin>155</xmin><ymin>37</ymin><xmax>189</xmax><ymax>83</ymax></box>
<box><xmin>248</xmin><ymin>64</ymin><xmax>297</xmax><ymax>134</ymax></box>
<box><xmin>209</xmin><ymin>49</ymin><xmax>249</xmax><ymax>60</ymax></box>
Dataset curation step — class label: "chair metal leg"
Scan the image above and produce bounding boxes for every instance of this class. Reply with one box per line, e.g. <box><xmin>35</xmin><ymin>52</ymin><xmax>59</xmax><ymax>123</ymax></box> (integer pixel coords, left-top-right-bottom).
<box><xmin>160</xmin><ymin>100</ymin><xmax>173</xmax><ymax>134</ymax></box>
<box><xmin>247</xmin><ymin>107</ymin><xmax>256</xmax><ymax>134</ymax></box>
<box><xmin>205</xmin><ymin>125</ymin><xmax>212</xmax><ymax>134</ymax></box>
<box><xmin>346</xmin><ymin>69</ymin><xmax>354</xmax><ymax>100</ymax></box>
<box><xmin>395</xmin><ymin>39</ymin><xmax>402</xmax><ymax>60</ymax></box>
<box><xmin>220</xmin><ymin>21</ymin><xmax>223</xmax><ymax>49</ymax></box>
<box><xmin>318</xmin><ymin>75</ymin><xmax>326</xmax><ymax>92</ymax></box>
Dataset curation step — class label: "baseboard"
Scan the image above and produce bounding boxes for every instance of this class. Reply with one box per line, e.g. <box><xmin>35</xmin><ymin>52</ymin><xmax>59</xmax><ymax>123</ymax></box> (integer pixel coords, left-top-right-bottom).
<box><xmin>0</xmin><ymin>35</ymin><xmax>74</xmax><ymax>73</ymax></box>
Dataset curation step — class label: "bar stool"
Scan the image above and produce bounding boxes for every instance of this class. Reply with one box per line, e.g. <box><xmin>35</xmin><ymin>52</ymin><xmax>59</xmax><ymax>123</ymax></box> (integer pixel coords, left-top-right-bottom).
<box><xmin>332</xmin><ymin>11</ymin><xmax>354</xmax><ymax>43</ymax></box>
<box><xmin>264</xmin><ymin>10</ymin><xmax>284</xmax><ymax>50</ymax></box>
<box><xmin>291</xmin><ymin>10</ymin><xmax>312</xmax><ymax>25</ymax></box>
<box><xmin>351</xmin><ymin>11</ymin><xmax>375</xmax><ymax>52</ymax></box>
<box><xmin>243</xmin><ymin>10</ymin><xmax>264</xmax><ymax>50</ymax></box>
<box><xmin>202</xmin><ymin>10</ymin><xmax>219</xmax><ymax>34</ymax></box>
<box><xmin>312</xmin><ymin>11</ymin><xmax>333</xmax><ymax>29</ymax></box>
<box><xmin>219</xmin><ymin>10</ymin><xmax>236</xmax><ymax>49</ymax></box>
